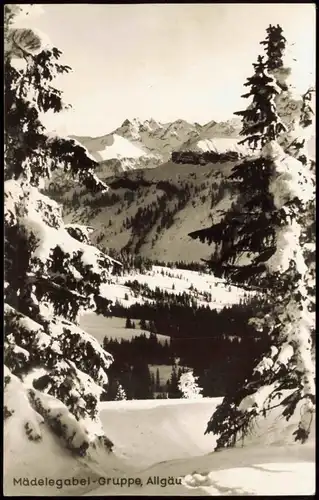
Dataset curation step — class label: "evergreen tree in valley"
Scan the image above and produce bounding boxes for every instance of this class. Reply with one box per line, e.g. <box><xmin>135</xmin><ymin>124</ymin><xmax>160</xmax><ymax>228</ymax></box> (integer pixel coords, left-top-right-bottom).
<box><xmin>4</xmin><ymin>5</ymin><xmax>120</xmax><ymax>456</ymax></box>
<box><xmin>151</xmin><ymin>372</ymin><xmax>156</xmax><ymax>392</ymax></box>
<box><xmin>114</xmin><ymin>383</ymin><xmax>127</xmax><ymax>401</ymax></box>
<box><xmin>155</xmin><ymin>368</ymin><xmax>161</xmax><ymax>392</ymax></box>
<box><xmin>104</xmin><ymin>377</ymin><xmax>119</xmax><ymax>401</ymax></box>
<box><xmin>131</xmin><ymin>360</ymin><xmax>153</xmax><ymax>399</ymax></box>
<box><xmin>189</xmin><ymin>25</ymin><xmax>315</xmax><ymax>449</ymax></box>
<box><xmin>125</xmin><ymin>317</ymin><xmax>132</xmax><ymax>329</ymax></box>
<box><xmin>168</xmin><ymin>366</ymin><xmax>183</xmax><ymax>399</ymax></box>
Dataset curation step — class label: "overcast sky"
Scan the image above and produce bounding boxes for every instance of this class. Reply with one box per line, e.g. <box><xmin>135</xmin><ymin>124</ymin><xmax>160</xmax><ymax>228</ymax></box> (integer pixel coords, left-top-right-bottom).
<box><xmin>19</xmin><ymin>3</ymin><xmax>316</xmax><ymax>137</ymax></box>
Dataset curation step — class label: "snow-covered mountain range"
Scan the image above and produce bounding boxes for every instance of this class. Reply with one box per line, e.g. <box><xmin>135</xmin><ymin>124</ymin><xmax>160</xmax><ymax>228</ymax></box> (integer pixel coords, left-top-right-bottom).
<box><xmin>69</xmin><ymin>117</ymin><xmax>244</xmax><ymax>176</ymax></box>
<box><xmin>47</xmin><ymin>113</ymin><xmax>315</xmax><ymax>264</ymax></box>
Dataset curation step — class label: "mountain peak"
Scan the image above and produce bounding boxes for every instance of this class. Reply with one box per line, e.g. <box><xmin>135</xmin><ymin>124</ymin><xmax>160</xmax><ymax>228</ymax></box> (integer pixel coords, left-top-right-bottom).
<box><xmin>121</xmin><ymin>118</ymin><xmax>140</xmax><ymax>127</ymax></box>
<box><xmin>144</xmin><ymin>118</ymin><xmax>162</xmax><ymax>128</ymax></box>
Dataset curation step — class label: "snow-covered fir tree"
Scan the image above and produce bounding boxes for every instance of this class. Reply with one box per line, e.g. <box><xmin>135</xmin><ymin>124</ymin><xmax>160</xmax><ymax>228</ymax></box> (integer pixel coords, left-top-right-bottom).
<box><xmin>234</xmin><ymin>54</ymin><xmax>287</xmax><ymax>150</ymax></box>
<box><xmin>4</xmin><ymin>5</ymin><xmax>120</xmax><ymax>456</ymax></box>
<box><xmin>178</xmin><ymin>371</ymin><xmax>203</xmax><ymax>400</ymax></box>
<box><xmin>114</xmin><ymin>383</ymin><xmax>127</xmax><ymax>401</ymax></box>
<box><xmin>189</xmin><ymin>25</ymin><xmax>315</xmax><ymax>449</ymax></box>
<box><xmin>259</xmin><ymin>25</ymin><xmax>315</xmax><ymax>164</ymax></box>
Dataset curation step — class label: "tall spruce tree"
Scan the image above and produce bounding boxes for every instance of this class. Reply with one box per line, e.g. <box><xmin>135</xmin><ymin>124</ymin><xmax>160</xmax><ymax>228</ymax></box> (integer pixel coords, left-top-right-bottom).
<box><xmin>4</xmin><ymin>5</ymin><xmax>120</xmax><ymax>456</ymax></box>
<box><xmin>189</xmin><ymin>25</ymin><xmax>315</xmax><ymax>449</ymax></box>
<box><xmin>260</xmin><ymin>25</ymin><xmax>315</xmax><ymax>165</ymax></box>
<box><xmin>234</xmin><ymin>55</ymin><xmax>287</xmax><ymax>150</ymax></box>
<box><xmin>260</xmin><ymin>24</ymin><xmax>287</xmax><ymax>72</ymax></box>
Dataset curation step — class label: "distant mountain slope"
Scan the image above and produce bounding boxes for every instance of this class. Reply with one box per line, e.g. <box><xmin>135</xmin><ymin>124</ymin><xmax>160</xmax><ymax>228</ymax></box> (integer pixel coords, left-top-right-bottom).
<box><xmin>90</xmin><ymin>134</ymin><xmax>147</xmax><ymax>162</ymax></box>
<box><xmin>47</xmin><ymin>157</ymin><xmax>239</xmax><ymax>264</ymax></box>
<box><xmin>180</xmin><ymin>137</ymin><xmax>250</xmax><ymax>155</ymax></box>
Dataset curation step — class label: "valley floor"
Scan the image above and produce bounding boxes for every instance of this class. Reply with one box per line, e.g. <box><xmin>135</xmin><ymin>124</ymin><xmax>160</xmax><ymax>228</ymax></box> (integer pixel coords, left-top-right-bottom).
<box><xmin>5</xmin><ymin>397</ymin><xmax>315</xmax><ymax>496</ymax></box>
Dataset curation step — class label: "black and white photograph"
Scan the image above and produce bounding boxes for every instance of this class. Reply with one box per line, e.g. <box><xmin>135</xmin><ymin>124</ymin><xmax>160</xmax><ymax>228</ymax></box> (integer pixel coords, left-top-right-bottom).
<box><xmin>4</xmin><ymin>2</ymin><xmax>316</xmax><ymax>496</ymax></box>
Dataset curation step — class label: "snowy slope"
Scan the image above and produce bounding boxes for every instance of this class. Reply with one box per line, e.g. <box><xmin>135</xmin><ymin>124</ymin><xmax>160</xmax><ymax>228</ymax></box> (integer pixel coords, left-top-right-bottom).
<box><xmin>201</xmin><ymin>118</ymin><xmax>242</xmax><ymax>137</ymax></box>
<box><xmin>98</xmin><ymin>398</ymin><xmax>222</xmax><ymax>467</ymax></box>
<box><xmin>5</xmin><ymin>396</ymin><xmax>314</xmax><ymax>496</ymax></box>
<box><xmin>79</xmin><ymin>314</ymin><xmax>170</xmax><ymax>345</ymax></box>
<box><xmin>3</xmin><ymin>369</ymin><xmax>121</xmax><ymax>496</ymax></box>
<box><xmin>187</xmin><ymin>137</ymin><xmax>250</xmax><ymax>155</ymax></box>
<box><xmin>99</xmin><ymin>392</ymin><xmax>315</xmax><ymax>464</ymax></box>
<box><xmin>82</xmin><ymin>395</ymin><xmax>316</xmax><ymax>496</ymax></box>
<box><xmin>178</xmin><ymin>117</ymin><xmax>243</xmax><ymax>153</ymax></box>
<box><xmin>77</xmin><ymin>265</ymin><xmax>250</xmax><ymax>346</ymax></box>
<box><xmin>111</xmin><ymin>265</ymin><xmax>250</xmax><ymax>310</ymax></box>
<box><xmin>68</xmin><ymin>132</ymin><xmax>153</xmax><ymax>165</ymax></box>
<box><xmin>96</xmin><ymin>134</ymin><xmax>146</xmax><ymax>161</ymax></box>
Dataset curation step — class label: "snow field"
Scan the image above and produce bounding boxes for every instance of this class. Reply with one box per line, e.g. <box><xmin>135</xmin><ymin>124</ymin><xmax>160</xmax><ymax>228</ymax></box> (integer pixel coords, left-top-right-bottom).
<box><xmin>181</xmin><ymin>462</ymin><xmax>315</xmax><ymax>496</ymax></box>
<box><xmin>88</xmin><ymin>396</ymin><xmax>315</xmax><ymax>496</ymax></box>
<box><xmin>97</xmin><ymin>134</ymin><xmax>147</xmax><ymax>161</ymax></box>
<box><xmin>99</xmin><ymin>397</ymin><xmax>222</xmax><ymax>467</ymax></box>
<box><xmin>4</xmin><ymin>396</ymin><xmax>315</xmax><ymax>496</ymax></box>
<box><xmin>79</xmin><ymin>315</ymin><xmax>170</xmax><ymax>344</ymax></box>
<box><xmin>195</xmin><ymin>137</ymin><xmax>251</xmax><ymax>155</ymax></box>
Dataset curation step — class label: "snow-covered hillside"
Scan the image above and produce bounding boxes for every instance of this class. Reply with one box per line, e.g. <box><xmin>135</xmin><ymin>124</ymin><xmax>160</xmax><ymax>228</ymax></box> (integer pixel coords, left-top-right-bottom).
<box><xmin>78</xmin><ymin>264</ymin><xmax>251</xmax><ymax>345</ymax></box>
<box><xmin>4</xmin><ymin>396</ymin><xmax>315</xmax><ymax>496</ymax></box>
<box><xmin>177</xmin><ymin>117</ymin><xmax>242</xmax><ymax>153</ymax></box>
<box><xmin>184</xmin><ymin>137</ymin><xmax>251</xmax><ymax>155</ymax></box>
<box><xmin>79</xmin><ymin>314</ymin><xmax>170</xmax><ymax>345</ymax></box>
<box><xmin>201</xmin><ymin>118</ymin><xmax>242</xmax><ymax>137</ymax></box>
<box><xmin>95</xmin><ymin>134</ymin><xmax>146</xmax><ymax>161</ymax></box>
<box><xmin>76</xmin><ymin>264</ymin><xmax>249</xmax><ymax>338</ymax></box>
<box><xmin>67</xmin><ymin>130</ymin><xmax>163</xmax><ymax>177</ymax></box>
<box><xmin>105</xmin><ymin>265</ymin><xmax>250</xmax><ymax>310</ymax></box>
